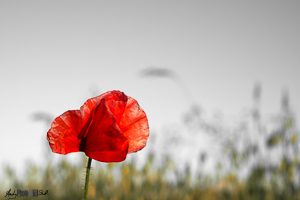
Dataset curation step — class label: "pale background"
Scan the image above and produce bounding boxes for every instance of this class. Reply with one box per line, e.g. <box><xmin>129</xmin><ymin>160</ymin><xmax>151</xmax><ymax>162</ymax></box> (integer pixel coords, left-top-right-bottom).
<box><xmin>0</xmin><ymin>0</ymin><xmax>299</xmax><ymax>174</ymax></box>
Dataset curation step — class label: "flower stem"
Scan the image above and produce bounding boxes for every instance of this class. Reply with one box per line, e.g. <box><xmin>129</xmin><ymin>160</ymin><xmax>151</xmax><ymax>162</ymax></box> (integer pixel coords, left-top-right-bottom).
<box><xmin>84</xmin><ymin>157</ymin><xmax>92</xmax><ymax>200</ymax></box>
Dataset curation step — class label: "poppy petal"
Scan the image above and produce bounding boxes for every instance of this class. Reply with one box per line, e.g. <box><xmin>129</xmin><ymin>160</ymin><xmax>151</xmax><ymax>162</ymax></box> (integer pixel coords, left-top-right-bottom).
<box><xmin>103</xmin><ymin>91</ymin><xmax>128</xmax><ymax>123</ymax></box>
<box><xmin>47</xmin><ymin>110</ymin><xmax>83</xmax><ymax>154</ymax></box>
<box><xmin>82</xmin><ymin>98</ymin><xmax>129</xmax><ymax>162</ymax></box>
<box><xmin>80</xmin><ymin>91</ymin><xmax>127</xmax><ymax>121</ymax></box>
<box><xmin>79</xmin><ymin>91</ymin><xmax>128</xmax><ymax>138</ymax></box>
<box><xmin>119</xmin><ymin>97</ymin><xmax>149</xmax><ymax>153</ymax></box>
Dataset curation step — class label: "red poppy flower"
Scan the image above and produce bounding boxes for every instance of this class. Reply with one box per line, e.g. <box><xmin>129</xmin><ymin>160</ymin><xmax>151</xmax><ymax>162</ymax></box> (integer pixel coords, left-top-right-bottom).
<box><xmin>47</xmin><ymin>90</ymin><xmax>149</xmax><ymax>162</ymax></box>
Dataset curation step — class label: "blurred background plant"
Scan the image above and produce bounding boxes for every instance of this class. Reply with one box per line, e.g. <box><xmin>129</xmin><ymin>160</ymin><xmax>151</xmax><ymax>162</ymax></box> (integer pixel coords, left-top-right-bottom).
<box><xmin>1</xmin><ymin>69</ymin><xmax>299</xmax><ymax>200</ymax></box>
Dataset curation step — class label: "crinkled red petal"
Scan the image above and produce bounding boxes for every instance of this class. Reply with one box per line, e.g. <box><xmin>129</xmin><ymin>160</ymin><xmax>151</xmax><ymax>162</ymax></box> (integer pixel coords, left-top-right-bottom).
<box><xmin>47</xmin><ymin>110</ymin><xmax>83</xmax><ymax>154</ymax></box>
<box><xmin>119</xmin><ymin>97</ymin><xmax>149</xmax><ymax>153</ymax></box>
<box><xmin>82</xmin><ymin>98</ymin><xmax>129</xmax><ymax>162</ymax></box>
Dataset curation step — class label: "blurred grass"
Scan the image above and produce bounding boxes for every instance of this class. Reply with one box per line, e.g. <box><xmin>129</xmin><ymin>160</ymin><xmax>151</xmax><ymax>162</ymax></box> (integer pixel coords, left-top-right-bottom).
<box><xmin>1</xmin><ymin>149</ymin><xmax>300</xmax><ymax>200</ymax></box>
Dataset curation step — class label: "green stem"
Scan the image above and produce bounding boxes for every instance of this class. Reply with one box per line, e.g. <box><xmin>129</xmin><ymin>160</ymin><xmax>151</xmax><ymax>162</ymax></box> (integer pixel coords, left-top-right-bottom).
<box><xmin>84</xmin><ymin>157</ymin><xmax>92</xmax><ymax>200</ymax></box>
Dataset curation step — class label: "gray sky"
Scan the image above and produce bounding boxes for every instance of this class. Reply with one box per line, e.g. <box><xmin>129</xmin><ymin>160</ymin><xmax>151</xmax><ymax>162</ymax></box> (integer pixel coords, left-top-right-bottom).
<box><xmin>0</xmin><ymin>1</ymin><xmax>300</xmax><ymax>172</ymax></box>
